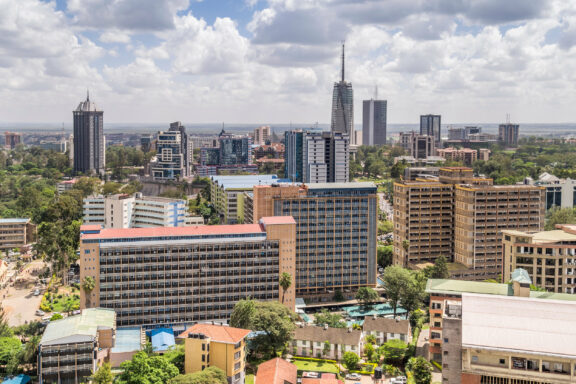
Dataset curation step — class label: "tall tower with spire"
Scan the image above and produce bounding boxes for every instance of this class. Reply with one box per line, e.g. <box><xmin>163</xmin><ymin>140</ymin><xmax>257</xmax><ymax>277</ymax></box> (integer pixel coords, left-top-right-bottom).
<box><xmin>73</xmin><ymin>92</ymin><xmax>104</xmax><ymax>176</ymax></box>
<box><xmin>330</xmin><ymin>42</ymin><xmax>355</xmax><ymax>144</ymax></box>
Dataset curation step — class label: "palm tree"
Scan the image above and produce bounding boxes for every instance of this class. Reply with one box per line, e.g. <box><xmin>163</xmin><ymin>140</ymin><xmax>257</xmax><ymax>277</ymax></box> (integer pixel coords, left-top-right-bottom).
<box><xmin>279</xmin><ymin>272</ymin><xmax>292</xmax><ymax>304</ymax></box>
<box><xmin>81</xmin><ymin>276</ymin><xmax>96</xmax><ymax>308</ymax></box>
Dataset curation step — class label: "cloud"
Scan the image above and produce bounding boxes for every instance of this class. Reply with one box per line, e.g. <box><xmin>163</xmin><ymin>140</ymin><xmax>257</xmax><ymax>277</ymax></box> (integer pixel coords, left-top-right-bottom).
<box><xmin>100</xmin><ymin>30</ymin><xmax>132</xmax><ymax>44</ymax></box>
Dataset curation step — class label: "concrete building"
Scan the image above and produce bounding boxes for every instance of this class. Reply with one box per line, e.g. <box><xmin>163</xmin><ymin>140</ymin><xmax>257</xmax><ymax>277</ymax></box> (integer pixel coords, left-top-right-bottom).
<box><xmin>151</xmin><ymin>124</ymin><xmax>189</xmax><ymax>180</ymax></box>
<box><xmin>73</xmin><ymin>93</ymin><xmax>104</xmax><ymax>176</ymax></box>
<box><xmin>302</xmin><ymin>131</ymin><xmax>349</xmax><ymax>183</ymax></box>
<box><xmin>499</xmin><ymin>123</ymin><xmax>519</xmax><ymax>147</ymax></box>
<box><xmin>38</xmin><ymin>308</ymin><xmax>117</xmax><ymax>384</ymax></box>
<box><xmin>293</xmin><ymin>325</ymin><xmax>363</xmax><ymax>360</ymax></box>
<box><xmin>4</xmin><ymin>132</ymin><xmax>22</xmax><ymax>150</ymax></box>
<box><xmin>140</xmin><ymin>134</ymin><xmax>153</xmax><ymax>153</ymax></box>
<box><xmin>178</xmin><ymin>323</ymin><xmax>251</xmax><ymax>384</ymax></box>
<box><xmin>0</xmin><ymin>218</ymin><xmax>36</xmax><ymax>251</ymax></box>
<box><xmin>362</xmin><ymin>99</ymin><xmax>387</xmax><ymax>145</ymax></box>
<box><xmin>254</xmin><ymin>143</ymin><xmax>284</xmax><ymax>159</ymax></box>
<box><xmin>437</xmin><ymin>147</ymin><xmax>485</xmax><ymax>165</ymax></box>
<box><xmin>196</xmin><ymin>130</ymin><xmax>253</xmax><ymax>176</ymax></box>
<box><xmin>331</xmin><ymin>43</ymin><xmax>354</xmax><ymax>144</ymax></box>
<box><xmin>400</xmin><ymin>132</ymin><xmax>436</xmax><ymax>159</ymax></box>
<box><xmin>447</xmin><ymin>126</ymin><xmax>481</xmax><ymax>141</ymax></box>
<box><xmin>284</xmin><ymin>130</ymin><xmax>305</xmax><ymax>182</ymax></box>
<box><xmin>426</xmin><ymin>277</ymin><xmax>576</xmax><ymax>367</ymax></box>
<box><xmin>82</xmin><ymin>194</ymin><xmax>189</xmax><ymax>228</ymax></box>
<box><xmin>420</xmin><ymin>114</ymin><xmax>441</xmax><ymax>146</ymax></box>
<box><xmin>79</xmin><ymin>217</ymin><xmax>296</xmax><ymax>328</ymax></box>
<box><xmin>523</xmin><ymin>172</ymin><xmax>576</xmax><ymax>210</ymax></box>
<box><xmin>502</xmin><ymin>224</ymin><xmax>576</xmax><ymax>294</ymax></box>
<box><xmin>57</xmin><ymin>179</ymin><xmax>78</xmax><ymax>194</ymax></box>
<box><xmin>249</xmin><ymin>182</ymin><xmax>377</xmax><ymax>299</ymax></box>
<box><xmin>362</xmin><ymin>316</ymin><xmax>411</xmax><ymax>345</ymax></box>
<box><xmin>254</xmin><ymin>125</ymin><xmax>271</xmax><ymax>146</ymax></box>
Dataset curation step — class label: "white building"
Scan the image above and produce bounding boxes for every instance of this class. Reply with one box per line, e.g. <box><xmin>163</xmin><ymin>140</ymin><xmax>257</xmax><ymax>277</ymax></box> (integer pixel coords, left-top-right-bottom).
<box><xmin>362</xmin><ymin>316</ymin><xmax>412</xmax><ymax>345</ymax></box>
<box><xmin>293</xmin><ymin>325</ymin><xmax>362</xmax><ymax>360</ymax></box>
<box><xmin>523</xmin><ymin>172</ymin><xmax>576</xmax><ymax>210</ymax></box>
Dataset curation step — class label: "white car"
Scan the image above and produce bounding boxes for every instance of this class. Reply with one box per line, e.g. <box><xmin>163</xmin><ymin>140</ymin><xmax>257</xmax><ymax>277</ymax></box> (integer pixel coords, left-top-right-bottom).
<box><xmin>33</xmin><ymin>289</ymin><xmax>40</xmax><ymax>296</ymax></box>
<box><xmin>35</xmin><ymin>310</ymin><xmax>45</xmax><ymax>316</ymax></box>
<box><xmin>345</xmin><ymin>373</ymin><xmax>362</xmax><ymax>380</ymax></box>
<box><xmin>391</xmin><ymin>376</ymin><xmax>407</xmax><ymax>384</ymax></box>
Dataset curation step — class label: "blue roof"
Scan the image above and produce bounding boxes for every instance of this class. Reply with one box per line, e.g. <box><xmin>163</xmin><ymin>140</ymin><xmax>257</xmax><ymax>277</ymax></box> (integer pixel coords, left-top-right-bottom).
<box><xmin>343</xmin><ymin>303</ymin><xmax>408</xmax><ymax>318</ymax></box>
<box><xmin>151</xmin><ymin>328</ymin><xmax>175</xmax><ymax>352</ymax></box>
<box><xmin>0</xmin><ymin>218</ymin><xmax>29</xmax><ymax>224</ymax></box>
<box><xmin>2</xmin><ymin>375</ymin><xmax>31</xmax><ymax>384</ymax></box>
<box><xmin>111</xmin><ymin>327</ymin><xmax>142</xmax><ymax>353</ymax></box>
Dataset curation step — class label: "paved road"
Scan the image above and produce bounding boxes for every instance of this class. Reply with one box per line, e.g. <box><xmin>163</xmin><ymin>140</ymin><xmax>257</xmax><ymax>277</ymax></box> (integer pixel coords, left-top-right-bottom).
<box><xmin>378</xmin><ymin>193</ymin><xmax>393</xmax><ymax>220</ymax></box>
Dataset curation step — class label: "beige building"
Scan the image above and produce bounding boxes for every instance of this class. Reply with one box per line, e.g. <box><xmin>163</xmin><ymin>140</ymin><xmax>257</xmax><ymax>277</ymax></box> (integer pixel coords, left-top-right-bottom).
<box><xmin>503</xmin><ymin>224</ymin><xmax>576</xmax><ymax>294</ymax></box>
<box><xmin>79</xmin><ymin>217</ymin><xmax>296</xmax><ymax>327</ymax></box>
<box><xmin>177</xmin><ymin>323</ymin><xmax>250</xmax><ymax>384</ymax></box>
<box><xmin>0</xmin><ymin>218</ymin><xmax>36</xmax><ymax>251</ymax></box>
<box><xmin>436</xmin><ymin>147</ymin><xmax>491</xmax><ymax>165</ymax></box>
<box><xmin>293</xmin><ymin>325</ymin><xmax>363</xmax><ymax>360</ymax></box>
<box><xmin>362</xmin><ymin>316</ymin><xmax>411</xmax><ymax>345</ymax></box>
<box><xmin>399</xmin><ymin>132</ymin><xmax>435</xmax><ymax>159</ymax></box>
<box><xmin>254</xmin><ymin>125</ymin><xmax>271</xmax><ymax>146</ymax></box>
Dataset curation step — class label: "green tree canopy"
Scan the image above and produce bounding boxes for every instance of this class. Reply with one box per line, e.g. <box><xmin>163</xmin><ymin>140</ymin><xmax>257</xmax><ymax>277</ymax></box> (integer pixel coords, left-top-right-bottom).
<box><xmin>355</xmin><ymin>287</ymin><xmax>380</xmax><ymax>306</ymax></box>
<box><xmin>117</xmin><ymin>351</ymin><xmax>179</xmax><ymax>384</ymax></box>
<box><xmin>0</xmin><ymin>337</ymin><xmax>22</xmax><ymax>365</ymax></box>
<box><xmin>313</xmin><ymin>309</ymin><xmax>346</xmax><ymax>328</ymax></box>
<box><xmin>342</xmin><ymin>351</ymin><xmax>360</xmax><ymax>370</ymax></box>
<box><xmin>91</xmin><ymin>362</ymin><xmax>114</xmax><ymax>384</ymax></box>
<box><xmin>170</xmin><ymin>366</ymin><xmax>227</xmax><ymax>384</ymax></box>
<box><xmin>382</xmin><ymin>266</ymin><xmax>422</xmax><ymax>316</ymax></box>
<box><xmin>382</xmin><ymin>339</ymin><xmax>408</xmax><ymax>367</ymax></box>
<box><xmin>406</xmin><ymin>356</ymin><xmax>433</xmax><ymax>384</ymax></box>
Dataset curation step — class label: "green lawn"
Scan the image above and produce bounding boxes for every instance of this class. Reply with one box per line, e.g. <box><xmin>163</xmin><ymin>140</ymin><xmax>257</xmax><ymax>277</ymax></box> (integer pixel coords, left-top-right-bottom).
<box><xmin>245</xmin><ymin>374</ymin><xmax>254</xmax><ymax>384</ymax></box>
<box><xmin>293</xmin><ymin>360</ymin><xmax>340</xmax><ymax>374</ymax></box>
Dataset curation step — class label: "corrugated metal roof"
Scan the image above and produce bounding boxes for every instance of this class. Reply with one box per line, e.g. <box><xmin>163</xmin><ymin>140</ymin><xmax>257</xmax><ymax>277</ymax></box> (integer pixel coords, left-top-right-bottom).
<box><xmin>111</xmin><ymin>327</ymin><xmax>142</xmax><ymax>353</ymax></box>
<box><xmin>151</xmin><ymin>328</ymin><xmax>175</xmax><ymax>352</ymax></box>
<box><xmin>40</xmin><ymin>308</ymin><xmax>116</xmax><ymax>346</ymax></box>
<box><xmin>0</xmin><ymin>218</ymin><xmax>30</xmax><ymax>224</ymax></box>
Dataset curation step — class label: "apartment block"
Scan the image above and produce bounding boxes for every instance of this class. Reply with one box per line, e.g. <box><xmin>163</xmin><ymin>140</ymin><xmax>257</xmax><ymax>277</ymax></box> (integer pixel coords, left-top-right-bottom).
<box><xmin>454</xmin><ymin>184</ymin><xmax>544</xmax><ymax>280</ymax></box>
<box><xmin>502</xmin><ymin>224</ymin><xmax>576</xmax><ymax>294</ymax></box>
<box><xmin>38</xmin><ymin>308</ymin><xmax>117</xmax><ymax>384</ymax></box>
<box><xmin>498</xmin><ymin>123</ymin><xmax>519</xmax><ymax>147</ymax></box>
<box><xmin>0</xmin><ymin>218</ymin><xmax>36</xmax><ymax>250</ymax></box>
<box><xmin>436</xmin><ymin>147</ymin><xmax>488</xmax><ymax>166</ymax></box>
<box><xmin>83</xmin><ymin>193</ymin><xmax>190</xmax><ymax>228</ymax></box>
<box><xmin>293</xmin><ymin>325</ymin><xmax>363</xmax><ymax>360</ymax></box>
<box><xmin>254</xmin><ymin>125</ymin><xmax>271</xmax><ymax>146</ymax></box>
<box><xmin>79</xmin><ymin>217</ymin><xmax>296</xmax><ymax>328</ymax></box>
<box><xmin>178</xmin><ymin>323</ymin><xmax>251</xmax><ymax>384</ymax></box>
<box><xmin>249</xmin><ymin>182</ymin><xmax>377</xmax><ymax>299</ymax></box>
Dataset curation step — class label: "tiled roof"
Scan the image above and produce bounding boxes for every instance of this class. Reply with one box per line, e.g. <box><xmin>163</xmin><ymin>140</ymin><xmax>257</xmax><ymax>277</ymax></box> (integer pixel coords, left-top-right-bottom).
<box><xmin>363</xmin><ymin>316</ymin><xmax>411</xmax><ymax>334</ymax></box>
<box><xmin>255</xmin><ymin>358</ymin><xmax>297</xmax><ymax>384</ymax></box>
<box><xmin>294</xmin><ymin>325</ymin><xmax>362</xmax><ymax>346</ymax></box>
<box><xmin>302</xmin><ymin>378</ymin><xmax>343</xmax><ymax>384</ymax></box>
<box><xmin>260</xmin><ymin>216</ymin><xmax>296</xmax><ymax>225</ymax></box>
<box><xmin>81</xmin><ymin>224</ymin><xmax>265</xmax><ymax>240</ymax></box>
<box><xmin>176</xmin><ymin>323</ymin><xmax>251</xmax><ymax>344</ymax></box>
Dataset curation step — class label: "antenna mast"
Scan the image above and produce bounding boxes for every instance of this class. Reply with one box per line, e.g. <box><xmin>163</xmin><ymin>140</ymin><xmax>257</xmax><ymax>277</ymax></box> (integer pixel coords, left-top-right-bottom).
<box><xmin>341</xmin><ymin>41</ymin><xmax>345</xmax><ymax>82</ymax></box>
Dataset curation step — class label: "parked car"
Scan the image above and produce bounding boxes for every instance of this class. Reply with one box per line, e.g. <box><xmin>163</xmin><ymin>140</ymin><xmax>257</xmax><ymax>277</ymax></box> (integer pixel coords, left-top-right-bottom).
<box><xmin>391</xmin><ymin>376</ymin><xmax>407</xmax><ymax>384</ymax></box>
<box><xmin>345</xmin><ymin>373</ymin><xmax>362</xmax><ymax>380</ymax></box>
<box><xmin>35</xmin><ymin>310</ymin><xmax>45</xmax><ymax>316</ymax></box>
<box><xmin>33</xmin><ymin>289</ymin><xmax>40</xmax><ymax>296</ymax></box>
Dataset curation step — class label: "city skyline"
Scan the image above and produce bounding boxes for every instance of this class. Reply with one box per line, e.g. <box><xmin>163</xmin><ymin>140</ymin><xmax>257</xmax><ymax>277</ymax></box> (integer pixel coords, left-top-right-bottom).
<box><xmin>2</xmin><ymin>0</ymin><xmax>576</xmax><ymax>125</ymax></box>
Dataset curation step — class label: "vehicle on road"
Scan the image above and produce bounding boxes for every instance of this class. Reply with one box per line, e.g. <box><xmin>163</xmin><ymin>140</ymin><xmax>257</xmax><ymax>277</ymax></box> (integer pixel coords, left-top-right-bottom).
<box><xmin>345</xmin><ymin>373</ymin><xmax>362</xmax><ymax>380</ymax></box>
<box><xmin>35</xmin><ymin>310</ymin><xmax>45</xmax><ymax>316</ymax></box>
<box><xmin>33</xmin><ymin>289</ymin><xmax>40</xmax><ymax>296</ymax></box>
<box><xmin>391</xmin><ymin>376</ymin><xmax>407</xmax><ymax>384</ymax></box>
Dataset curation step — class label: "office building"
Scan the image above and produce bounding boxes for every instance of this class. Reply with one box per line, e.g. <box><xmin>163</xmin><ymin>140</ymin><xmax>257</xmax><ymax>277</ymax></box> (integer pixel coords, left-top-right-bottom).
<box><xmin>426</xmin><ymin>276</ymin><xmax>576</xmax><ymax>369</ymax></box>
<box><xmin>331</xmin><ymin>43</ymin><xmax>354</xmax><ymax>144</ymax></box>
<box><xmin>82</xmin><ymin>193</ymin><xmax>190</xmax><ymax>228</ymax></box>
<box><xmin>362</xmin><ymin>99</ymin><xmax>387</xmax><ymax>145</ymax></box>
<box><xmin>151</xmin><ymin>122</ymin><xmax>191</xmax><ymax>180</ymax></box>
<box><xmin>4</xmin><ymin>132</ymin><xmax>22</xmax><ymax>150</ymax></box>
<box><xmin>254</xmin><ymin>125</ymin><xmax>271</xmax><ymax>146</ymax></box>
<box><xmin>178</xmin><ymin>323</ymin><xmax>250</xmax><ymax>384</ymax></box>
<box><xmin>399</xmin><ymin>132</ymin><xmax>436</xmax><ymax>159</ymax></box>
<box><xmin>38</xmin><ymin>308</ymin><xmax>117</xmax><ymax>384</ymax></box>
<box><xmin>196</xmin><ymin>130</ymin><xmax>254</xmax><ymax>176</ymax></box>
<box><xmin>447</xmin><ymin>126</ymin><xmax>481</xmax><ymax>141</ymax></box>
<box><xmin>454</xmin><ymin>184</ymin><xmax>544</xmax><ymax>280</ymax></box>
<box><xmin>79</xmin><ymin>217</ymin><xmax>296</xmax><ymax>327</ymax></box>
<box><xmin>209</xmin><ymin>175</ymin><xmax>290</xmax><ymax>224</ymax></box>
<box><xmin>140</xmin><ymin>134</ymin><xmax>153</xmax><ymax>153</ymax></box>
<box><xmin>420</xmin><ymin>114</ymin><xmax>441</xmax><ymax>146</ymax></box>
<box><xmin>249</xmin><ymin>182</ymin><xmax>377</xmax><ymax>299</ymax></box>
<box><xmin>73</xmin><ymin>93</ymin><xmax>105</xmax><ymax>175</ymax></box>
<box><xmin>436</xmin><ymin>147</ymin><xmax>489</xmax><ymax>165</ymax></box>
<box><xmin>522</xmin><ymin>172</ymin><xmax>576</xmax><ymax>210</ymax></box>
<box><xmin>0</xmin><ymin>218</ymin><xmax>36</xmax><ymax>251</ymax></box>
<box><xmin>285</xmin><ymin>130</ymin><xmax>349</xmax><ymax>183</ymax></box>
<box><xmin>502</xmin><ymin>224</ymin><xmax>576</xmax><ymax>294</ymax></box>
<box><xmin>499</xmin><ymin>123</ymin><xmax>520</xmax><ymax>147</ymax></box>
<box><xmin>38</xmin><ymin>139</ymin><xmax>67</xmax><ymax>153</ymax></box>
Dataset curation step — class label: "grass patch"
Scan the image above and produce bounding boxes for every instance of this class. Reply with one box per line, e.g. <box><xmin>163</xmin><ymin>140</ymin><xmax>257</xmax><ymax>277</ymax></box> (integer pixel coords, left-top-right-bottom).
<box><xmin>293</xmin><ymin>360</ymin><xmax>340</xmax><ymax>374</ymax></box>
<box><xmin>422</xmin><ymin>324</ymin><xmax>429</xmax><ymax>330</ymax></box>
<box><xmin>245</xmin><ymin>374</ymin><xmax>254</xmax><ymax>384</ymax></box>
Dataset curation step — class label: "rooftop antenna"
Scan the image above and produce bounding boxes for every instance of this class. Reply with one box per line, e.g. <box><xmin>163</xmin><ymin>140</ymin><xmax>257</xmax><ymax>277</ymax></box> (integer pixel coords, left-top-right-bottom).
<box><xmin>341</xmin><ymin>40</ymin><xmax>345</xmax><ymax>82</ymax></box>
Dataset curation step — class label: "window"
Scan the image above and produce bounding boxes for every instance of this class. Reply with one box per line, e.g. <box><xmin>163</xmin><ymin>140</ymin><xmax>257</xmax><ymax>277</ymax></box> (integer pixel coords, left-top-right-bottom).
<box><xmin>444</xmin><ymin>338</ymin><xmax>449</xmax><ymax>343</ymax></box>
<box><xmin>234</xmin><ymin>351</ymin><xmax>241</xmax><ymax>360</ymax></box>
<box><xmin>472</xmin><ymin>356</ymin><xmax>478</xmax><ymax>363</ymax></box>
<box><xmin>443</xmin><ymin>351</ymin><xmax>448</xmax><ymax>356</ymax></box>
<box><xmin>234</xmin><ymin>362</ymin><xmax>241</xmax><ymax>371</ymax></box>
<box><xmin>234</xmin><ymin>341</ymin><xmax>242</xmax><ymax>349</ymax></box>
<box><xmin>202</xmin><ymin>355</ymin><xmax>205</xmax><ymax>362</ymax></box>
<box><xmin>202</xmin><ymin>344</ymin><xmax>205</xmax><ymax>351</ymax></box>
<box><xmin>499</xmin><ymin>359</ymin><xmax>506</xmax><ymax>365</ymax></box>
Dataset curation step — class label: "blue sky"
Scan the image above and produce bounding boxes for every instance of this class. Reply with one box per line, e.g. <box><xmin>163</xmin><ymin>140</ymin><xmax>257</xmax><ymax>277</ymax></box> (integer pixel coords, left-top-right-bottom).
<box><xmin>1</xmin><ymin>0</ymin><xmax>576</xmax><ymax>125</ymax></box>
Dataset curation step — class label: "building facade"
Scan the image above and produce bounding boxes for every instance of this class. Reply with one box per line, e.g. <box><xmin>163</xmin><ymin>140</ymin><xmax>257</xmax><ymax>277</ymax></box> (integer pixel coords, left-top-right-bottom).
<box><xmin>0</xmin><ymin>218</ymin><xmax>36</xmax><ymax>251</ymax></box>
<box><xmin>4</xmin><ymin>132</ymin><xmax>22</xmax><ymax>150</ymax></box>
<box><xmin>400</xmin><ymin>132</ymin><xmax>436</xmax><ymax>159</ymax></box>
<box><xmin>254</xmin><ymin>125</ymin><xmax>271</xmax><ymax>146</ymax></box>
<box><xmin>436</xmin><ymin>147</ymin><xmax>482</xmax><ymax>165</ymax></box>
<box><xmin>362</xmin><ymin>99</ymin><xmax>387</xmax><ymax>146</ymax></box>
<box><xmin>250</xmin><ymin>183</ymin><xmax>377</xmax><ymax>299</ymax></box>
<box><xmin>523</xmin><ymin>172</ymin><xmax>576</xmax><ymax>210</ymax></box>
<box><xmin>498</xmin><ymin>123</ymin><xmax>519</xmax><ymax>147</ymax></box>
<box><xmin>73</xmin><ymin>93</ymin><xmax>104</xmax><ymax>175</ymax></box>
<box><xmin>331</xmin><ymin>44</ymin><xmax>354</xmax><ymax>144</ymax></box>
<box><xmin>79</xmin><ymin>217</ymin><xmax>296</xmax><ymax>328</ymax></box>
<box><xmin>447</xmin><ymin>126</ymin><xmax>481</xmax><ymax>141</ymax></box>
<box><xmin>151</xmin><ymin>122</ymin><xmax>193</xmax><ymax>180</ymax></box>
<box><xmin>420</xmin><ymin>114</ymin><xmax>441</xmax><ymax>146</ymax></box>
<box><xmin>293</xmin><ymin>325</ymin><xmax>363</xmax><ymax>360</ymax></box>
<box><xmin>284</xmin><ymin>130</ymin><xmax>305</xmax><ymax>182</ymax></box>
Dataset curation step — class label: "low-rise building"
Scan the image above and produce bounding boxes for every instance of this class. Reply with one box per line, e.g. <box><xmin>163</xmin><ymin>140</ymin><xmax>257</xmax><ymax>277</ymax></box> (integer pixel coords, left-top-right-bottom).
<box><xmin>362</xmin><ymin>316</ymin><xmax>411</xmax><ymax>345</ymax></box>
<box><xmin>0</xmin><ymin>218</ymin><xmax>36</xmax><ymax>251</ymax></box>
<box><xmin>523</xmin><ymin>172</ymin><xmax>576</xmax><ymax>211</ymax></box>
<box><xmin>436</xmin><ymin>147</ymin><xmax>490</xmax><ymax>165</ymax></box>
<box><xmin>38</xmin><ymin>308</ymin><xmax>117</xmax><ymax>384</ymax></box>
<box><xmin>293</xmin><ymin>325</ymin><xmax>363</xmax><ymax>360</ymax></box>
<box><xmin>255</xmin><ymin>357</ymin><xmax>297</xmax><ymax>384</ymax></box>
<box><xmin>177</xmin><ymin>323</ymin><xmax>251</xmax><ymax>384</ymax></box>
<box><xmin>56</xmin><ymin>179</ymin><xmax>78</xmax><ymax>194</ymax></box>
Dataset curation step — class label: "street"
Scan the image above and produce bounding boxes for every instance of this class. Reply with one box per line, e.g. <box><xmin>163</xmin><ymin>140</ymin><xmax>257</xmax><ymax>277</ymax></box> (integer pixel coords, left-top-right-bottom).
<box><xmin>1</xmin><ymin>260</ymin><xmax>46</xmax><ymax>326</ymax></box>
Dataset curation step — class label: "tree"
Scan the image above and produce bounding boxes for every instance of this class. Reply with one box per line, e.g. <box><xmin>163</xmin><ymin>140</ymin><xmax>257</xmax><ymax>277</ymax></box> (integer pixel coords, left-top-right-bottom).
<box><xmin>50</xmin><ymin>313</ymin><xmax>63</xmax><ymax>321</ymax></box>
<box><xmin>314</xmin><ymin>309</ymin><xmax>346</xmax><ymax>328</ymax></box>
<box><xmin>0</xmin><ymin>337</ymin><xmax>22</xmax><ymax>365</ymax></box>
<box><xmin>91</xmin><ymin>362</ymin><xmax>114</xmax><ymax>384</ymax></box>
<box><xmin>117</xmin><ymin>351</ymin><xmax>179</xmax><ymax>384</ymax></box>
<box><xmin>364</xmin><ymin>343</ymin><xmax>375</xmax><ymax>362</ymax></box>
<box><xmin>342</xmin><ymin>351</ymin><xmax>360</xmax><ymax>370</ymax></box>
<box><xmin>355</xmin><ymin>287</ymin><xmax>379</xmax><ymax>306</ymax></box>
<box><xmin>406</xmin><ymin>357</ymin><xmax>432</xmax><ymax>384</ymax></box>
<box><xmin>377</xmin><ymin>245</ymin><xmax>393</xmax><ymax>268</ymax></box>
<box><xmin>229</xmin><ymin>298</ymin><xmax>255</xmax><ymax>329</ymax></box>
<box><xmin>365</xmin><ymin>334</ymin><xmax>376</xmax><ymax>345</ymax></box>
<box><xmin>73</xmin><ymin>177</ymin><xmax>101</xmax><ymax>197</ymax></box>
<box><xmin>0</xmin><ymin>306</ymin><xmax>13</xmax><ymax>337</ymax></box>
<box><xmin>545</xmin><ymin>207</ymin><xmax>576</xmax><ymax>230</ymax></box>
<box><xmin>170</xmin><ymin>366</ymin><xmax>227</xmax><ymax>384</ymax></box>
<box><xmin>382</xmin><ymin>339</ymin><xmax>408</xmax><ymax>367</ymax></box>
<box><xmin>430</xmin><ymin>255</ymin><xmax>449</xmax><ymax>279</ymax></box>
<box><xmin>382</xmin><ymin>266</ymin><xmax>414</xmax><ymax>317</ymax></box>
<box><xmin>82</xmin><ymin>276</ymin><xmax>96</xmax><ymax>308</ymax></box>
<box><xmin>163</xmin><ymin>344</ymin><xmax>185</xmax><ymax>373</ymax></box>
<box><xmin>279</xmin><ymin>272</ymin><xmax>292</xmax><ymax>304</ymax></box>
<box><xmin>322</xmin><ymin>340</ymin><xmax>331</xmax><ymax>357</ymax></box>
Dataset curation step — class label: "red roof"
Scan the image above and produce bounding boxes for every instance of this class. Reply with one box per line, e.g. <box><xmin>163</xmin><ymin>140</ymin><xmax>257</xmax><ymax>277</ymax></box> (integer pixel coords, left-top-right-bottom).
<box><xmin>176</xmin><ymin>323</ymin><xmax>251</xmax><ymax>344</ymax></box>
<box><xmin>255</xmin><ymin>358</ymin><xmax>297</xmax><ymax>384</ymax></box>
<box><xmin>259</xmin><ymin>216</ymin><xmax>296</xmax><ymax>225</ymax></box>
<box><xmin>302</xmin><ymin>379</ymin><xmax>343</xmax><ymax>384</ymax></box>
<box><xmin>80</xmin><ymin>224</ymin><xmax>102</xmax><ymax>232</ymax></box>
<box><xmin>81</xmin><ymin>224</ymin><xmax>265</xmax><ymax>240</ymax></box>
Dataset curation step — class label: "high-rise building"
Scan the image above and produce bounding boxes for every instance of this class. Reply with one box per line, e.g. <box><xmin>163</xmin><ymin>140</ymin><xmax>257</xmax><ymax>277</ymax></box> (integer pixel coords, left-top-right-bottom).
<box><xmin>400</xmin><ymin>132</ymin><xmax>436</xmax><ymax>159</ymax></box>
<box><xmin>151</xmin><ymin>129</ymin><xmax>185</xmax><ymax>180</ymax></box>
<box><xmin>362</xmin><ymin>99</ymin><xmax>387</xmax><ymax>145</ymax></box>
<box><xmin>219</xmin><ymin>130</ymin><xmax>252</xmax><ymax>166</ymax></box>
<box><xmin>79</xmin><ymin>217</ymin><xmax>296</xmax><ymax>327</ymax></box>
<box><xmin>169</xmin><ymin>121</ymin><xmax>192</xmax><ymax>176</ymax></box>
<box><xmin>331</xmin><ymin>43</ymin><xmax>354</xmax><ymax>144</ymax></box>
<box><xmin>140</xmin><ymin>134</ymin><xmax>153</xmax><ymax>153</ymax></box>
<box><xmin>285</xmin><ymin>130</ymin><xmax>349</xmax><ymax>183</ymax></box>
<box><xmin>249</xmin><ymin>182</ymin><xmax>378</xmax><ymax>299</ymax></box>
<box><xmin>254</xmin><ymin>125</ymin><xmax>271</xmax><ymax>146</ymax></box>
<box><xmin>420</xmin><ymin>114</ymin><xmax>441</xmax><ymax>146</ymax></box>
<box><xmin>73</xmin><ymin>92</ymin><xmax>104</xmax><ymax>175</ymax></box>
<box><xmin>4</xmin><ymin>132</ymin><xmax>22</xmax><ymax>150</ymax></box>
<box><xmin>498</xmin><ymin>123</ymin><xmax>519</xmax><ymax>147</ymax></box>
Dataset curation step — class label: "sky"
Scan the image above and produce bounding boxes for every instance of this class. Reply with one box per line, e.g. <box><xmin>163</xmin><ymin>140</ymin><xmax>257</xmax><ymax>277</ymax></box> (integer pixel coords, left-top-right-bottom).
<box><xmin>1</xmin><ymin>0</ymin><xmax>576</xmax><ymax>125</ymax></box>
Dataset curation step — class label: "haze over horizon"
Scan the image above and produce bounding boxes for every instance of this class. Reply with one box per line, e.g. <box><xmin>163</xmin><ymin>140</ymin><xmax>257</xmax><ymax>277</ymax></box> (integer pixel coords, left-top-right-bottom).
<box><xmin>2</xmin><ymin>0</ymin><xmax>576</xmax><ymax>125</ymax></box>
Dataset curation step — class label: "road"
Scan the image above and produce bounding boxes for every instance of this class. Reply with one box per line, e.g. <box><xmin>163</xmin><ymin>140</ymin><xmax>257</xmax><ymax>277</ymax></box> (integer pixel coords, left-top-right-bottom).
<box><xmin>378</xmin><ymin>193</ymin><xmax>393</xmax><ymax>220</ymax></box>
<box><xmin>2</xmin><ymin>260</ymin><xmax>46</xmax><ymax>326</ymax></box>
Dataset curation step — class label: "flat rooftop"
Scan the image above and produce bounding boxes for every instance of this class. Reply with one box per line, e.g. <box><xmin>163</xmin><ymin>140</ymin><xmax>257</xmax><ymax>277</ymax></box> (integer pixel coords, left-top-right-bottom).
<box><xmin>305</xmin><ymin>182</ymin><xmax>376</xmax><ymax>190</ymax></box>
<box><xmin>0</xmin><ymin>218</ymin><xmax>30</xmax><ymax>224</ymax></box>
<box><xmin>503</xmin><ymin>227</ymin><xmax>576</xmax><ymax>244</ymax></box>
<box><xmin>40</xmin><ymin>308</ymin><xmax>116</xmax><ymax>346</ymax></box>
<box><xmin>81</xmin><ymin>224</ymin><xmax>264</xmax><ymax>240</ymax></box>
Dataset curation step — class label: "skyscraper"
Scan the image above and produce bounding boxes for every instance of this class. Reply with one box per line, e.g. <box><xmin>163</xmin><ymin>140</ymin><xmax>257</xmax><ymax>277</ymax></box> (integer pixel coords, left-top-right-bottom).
<box><xmin>420</xmin><ymin>114</ymin><xmax>441</xmax><ymax>147</ymax></box>
<box><xmin>331</xmin><ymin>43</ymin><xmax>354</xmax><ymax>144</ymax></box>
<box><xmin>151</xmin><ymin>128</ymin><xmax>185</xmax><ymax>180</ymax></box>
<box><xmin>362</xmin><ymin>98</ymin><xmax>387</xmax><ymax>145</ymax></box>
<box><xmin>73</xmin><ymin>92</ymin><xmax>104</xmax><ymax>175</ymax></box>
<box><xmin>498</xmin><ymin>123</ymin><xmax>519</xmax><ymax>147</ymax></box>
<box><xmin>169</xmin><ymin>121</ymin><xmax>191</xmax><ymax>176</ymax></box>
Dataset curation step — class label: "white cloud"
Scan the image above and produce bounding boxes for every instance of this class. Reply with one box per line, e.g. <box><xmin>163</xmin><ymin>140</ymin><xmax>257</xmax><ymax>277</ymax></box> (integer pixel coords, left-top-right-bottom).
<box><xmin>100</xmin><ymin>30</ymin><xmax>132</xmax><ymax>44</ymax></box>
